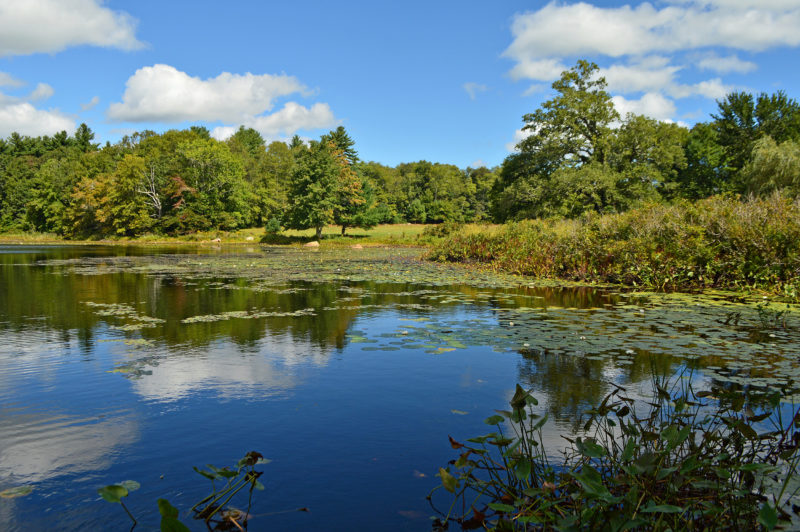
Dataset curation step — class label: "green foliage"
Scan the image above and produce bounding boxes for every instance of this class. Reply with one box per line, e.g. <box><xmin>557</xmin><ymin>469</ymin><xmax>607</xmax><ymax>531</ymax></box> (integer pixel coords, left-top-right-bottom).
<box><xmin>190</xmin><ymin>450</ymin><xmax>267</xmax><ymax>528</ymax></box>
<box><xmin>494</xmin><ymin>61</ymin><xmax>688</xmax><ymax>220</ymax></box>
<box><xmin>431</xmin><ymin>376</ymin><xmax>800</xmax><ymax>531</ymax></box>
<box><xmin>713</xmin><ymin>91</ymin><xmax>800</xmax><ymax>191</ymax></box>
<box><xmin>264</xmin><ymin>216</ymin><xmax>282</xmax><ymax>234</ymax></box>
<box><xmin>744</xmin><ymin>136</ymin><xmax>800</xmax><ymax>197</ymax></box>
<box><xmin>98</xmin><ymin>480</ymin><xmax>140</xmax><ymax>525</ymax></box>
<box><xmin>284</xmin><ymin>139</ymin><xmax>341</xmax><ymax>240</ymax></box>
<box><xmin>429</xmin><ymin>194</ymin><xmax>800</xmax><ymax>293</ymax></box>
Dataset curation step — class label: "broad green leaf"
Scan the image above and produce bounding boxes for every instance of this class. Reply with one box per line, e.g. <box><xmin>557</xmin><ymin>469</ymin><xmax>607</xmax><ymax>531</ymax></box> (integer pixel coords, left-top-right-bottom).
<box><xmin>758</xmin><ymin>503</ymin><xmax>778</xmax><ymax>530</ymax></box>
<box><xmin>439</xmin><ymin>468</ymin><xmax>457</xmax><ymax>493</ymax></box>
<box><xmin>161</xmin><ymin>517</ymin><xmax>191</xmax><ymax>532</ymax></box>
<box><xmin>514</xmin><ymin>458</ymin><xmax>532</xmax><ymax>480</ymax></box>
<box><xmin>488</xmin><ymin>503</ymin><xmax>515</xmax><ymax>513</ymax></box>
<box><xmin>158</xmin><ymin>498</ymin><xmax>179</xmax><ymax>519</ymax></box>
<box><xmin>98</xmin><ymin>484</ymin><xmax>128</xmax><ymax>503</ymax></box>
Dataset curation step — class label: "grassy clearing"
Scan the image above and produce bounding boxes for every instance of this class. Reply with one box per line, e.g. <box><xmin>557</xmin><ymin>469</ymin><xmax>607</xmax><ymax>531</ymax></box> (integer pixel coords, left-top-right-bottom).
<box><xmin>428</xmin><ymin>194</ymin><xmax>800</xmax><ymax>297</ymax></box>
<box><xmin>0</xmin><ymin>224</ymin><xmax>434</xmax><ymax>247</ymax></box>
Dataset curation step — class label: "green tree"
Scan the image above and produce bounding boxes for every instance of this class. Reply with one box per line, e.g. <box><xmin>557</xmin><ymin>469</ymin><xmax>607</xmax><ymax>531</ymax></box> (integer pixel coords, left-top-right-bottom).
<box><xmin>609</xmin><ymin>114</ymin><xmax>688</xmax><ymax>202</ymax></box>
<box><xmin>518</xmin><ymin>60</ymin><xmax>619</xmax><ymax>168</ymax></box>
<box><xmin>671</xmin><ymin>122</ymin><xmax>726</xmax><ymax>199</ymax></box>
<box><xmin>713</xmin><ymin>90</ymin><xmax>800</xmax><ymax>191</ymax></box>
<box><xmin>494</xmin><ymin>61</ymin><xmax>620</xmax><ymax>220</ymax></box>
<box><xmin>284</xmin><ymin>139</ymin><xmax>340</xmax><ymax>240</ymax></box>
<box><xmin>164</xmin><ymin>138</ymin><xmax>249</xmax><ymax>232</ymax></box>
<box><xmin>743</xmin><ymin>136</ymin><xmax>800</xmax><ymax>196</ymax></box>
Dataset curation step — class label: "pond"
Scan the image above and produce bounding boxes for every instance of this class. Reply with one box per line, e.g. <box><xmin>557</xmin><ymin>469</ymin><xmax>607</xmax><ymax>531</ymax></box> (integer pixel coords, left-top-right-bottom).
<box><xmin>0</xmin><ymin>244</ymin><xmax>798</xmax><ymax>530</ymax></box>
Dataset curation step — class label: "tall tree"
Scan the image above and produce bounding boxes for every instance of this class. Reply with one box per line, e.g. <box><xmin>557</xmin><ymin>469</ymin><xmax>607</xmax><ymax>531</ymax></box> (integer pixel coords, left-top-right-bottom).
<box><xmin>713</xmin><ymin>90</ymin><xmax>800</xmax><ymax>191</ymax></box>
<box><xmin>284</xmin><ymin>139</ymin><xmax>340</xmax><ymax>240</ymax></box>
<box><xmin>494</xmin><ymin>61</ymin><xmax>620</xmax><ymax>220</ymax></box>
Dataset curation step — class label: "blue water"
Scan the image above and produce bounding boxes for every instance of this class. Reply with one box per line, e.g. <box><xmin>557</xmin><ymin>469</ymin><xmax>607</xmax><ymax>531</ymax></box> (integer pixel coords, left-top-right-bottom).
<box><xmin>1</xmin><ymin>245</ymin><xmax>795</xmax><ymax>531</ymax></box>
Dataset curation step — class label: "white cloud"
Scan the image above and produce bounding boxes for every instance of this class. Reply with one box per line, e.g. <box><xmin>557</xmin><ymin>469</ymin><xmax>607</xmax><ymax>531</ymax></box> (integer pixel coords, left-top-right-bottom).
<box><xmin>599</xmin><ymin>57</ymin><xmax>681</xmax><ymax>94</ymax></box>
<box><xmin>612</xmin><ymin>93</ymin><xmax>677</xmax><ymax>121</ymax></box>
<box><xmin>509</xmin><ymin>58</ymin><xmax>567</xmax><ymax>81</ymax></box>
<box><xmin>109</xmin><ymin>64</ymin><xmax>339</xmax><ymax>141</ymax></box>
<box><xmin>28</xmin><ymin>82</ymin><xmax>54</xmax><ymax>102</ymax></box>
<box><xmin>463</xmin><ymin>82</ymin><xmax>488</xmax><ymax>100</ymax></box>
<box><xmin>695</xmin><ymin>53</ymin><xmax>757</xmax><ymax>74</ymax></box>
<box><xmin>667</xmin><ymin>78</ymin><xmax>731</xmax><ymax>99</ymax></box>
<box><xmin>0</xmin><ymin>72</ymin><xmax>24</xmax><ymax>88</ymax></box>
<box><xmin>505</xmin><ymin>1</ymin><xmax>800</xmax><ymax>63</ymax></box>
<box><xmin>108</xmin><ymin>64</ymin><xmax>308</xmax><ymax>122</ymax></box>
<box><xmin>0</xmin><ymin>0</ymin><xmax>143</xmax><ymax>57</ymax></box>
<box><xmin>80</xmin><ymin>95</ymin><xmax>100</xmax><ymax>111</ymax></box>
<box><xmin>0</xmin><ymin>102</ymin><xmax>75</xmax><ymax>137</ymax></box>
<box><xmin>211</xmin><ymin>102</ymin><xmax>338</xmax><ymax>141</ymax></box>
<box><xmin>470</xmin><ymin>159</ymin><xmax>488</xmax><ymax>168</ymax></box>
<box><xmin>502</xmin><ymin>0</ymin><xmax>794</xmax><ymax>123</ymax></box>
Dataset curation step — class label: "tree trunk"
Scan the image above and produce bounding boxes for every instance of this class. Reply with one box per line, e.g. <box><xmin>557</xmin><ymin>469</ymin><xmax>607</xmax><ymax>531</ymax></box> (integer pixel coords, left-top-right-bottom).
<box><xmin>341</xmin><ymin>225</ymin><xmax>347</xmax><ymax>236</ymax></box>
<box><xmin>315</xmin><ymin>225</ymin><xmax>323</xmax><ymax>241</ymax></box>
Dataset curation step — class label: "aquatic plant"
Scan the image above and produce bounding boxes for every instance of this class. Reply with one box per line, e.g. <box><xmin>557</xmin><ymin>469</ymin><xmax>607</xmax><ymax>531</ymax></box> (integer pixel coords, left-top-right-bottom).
<box><xmin>190</xmin><ymin>450</ymin><xmax>267</xmax><ymax>529</ymax></box>
<box><xmin>430</xmin><ymin>376</ymin><xmax>800</xmax><ymax>531</ymax></box>
<box><xmin>97</xmin><ymin>451</ymin><xmax>268</xmax><ymax>531</ymax></box>
<box><xmin>428</xmin><ymin>194</ymin><xmax>800</xmax><ymax>295</ymax></box>
<box><xmin>98</xmin><ymin>480</ymin><xmax>140</xmax><ymax>527</ymax></box>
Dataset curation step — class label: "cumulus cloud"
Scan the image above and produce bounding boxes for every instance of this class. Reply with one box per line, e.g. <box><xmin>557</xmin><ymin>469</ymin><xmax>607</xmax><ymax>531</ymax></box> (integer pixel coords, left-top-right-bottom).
<box><xmin>0</xmin><ymin>102</ymin><xmax>75</xmax><ymax>137</ymax></box>
<box><xmin>0</xmin><ymin>0</ymin><xmax>143</xmax><ymax>56</ymax></box>
<box><xmin>463</xmin><ymin>82</ymin><xmax>488</xmax><ymax>100</ymax></box>
<box><xmin>509</xmin><ymin>58</ymin><xmax>567</xmax><ymax>81</ymax></box>
<box><xmin>211</xmin><ymin>102</ymin><xmax>337</xmax><ymax>141</ymax></box>
<box><xmin>108</xmin><ymin>64</ymin><xmax>337</xmax><ymax>142</ymax></box>
<box><xmin>599</xmin><ymin>57</ymin><xmax>682</xmax><ymax>94</ymax></box>
<box><xmin>612</xmin><ymin>93</ymin><xmax>678</xmax><ymax>122</ymax></box>
<box><xmin>108</xmin><ymin>64</ymin><xmax>307</xmax><ymax>122</ymax></box>
<box><xmin>502</xmin><ymin>0</ymin><xmax>797</xmax><ymax>123</ymax></box>
<box><xmin>695</xmin><ymin>53</ymin><xmax>757</xmax><ymax>74</ymax></box>
<box><xmin>504</xmin><ymin>1</ymin><xmax>800</xmax><ymax>62</ymax></box>
<box><xmin>0</xmin><ymin>77</ymin><xmax>75</xmax><ymax>137</ymax></box>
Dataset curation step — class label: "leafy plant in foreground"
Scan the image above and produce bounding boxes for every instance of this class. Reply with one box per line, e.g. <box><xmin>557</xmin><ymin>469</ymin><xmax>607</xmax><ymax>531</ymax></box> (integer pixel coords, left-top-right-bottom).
<box><xmin>430</xmin><ymin>377</ymin><xmax>800</xmax><ymax>530</ymax></box>
<box><xmin>190</xmin><ymin>450</ymin><xmax>267</xmax><ymax>530</ymax></box>
<box><xmin>98</xmin><ymin>451</ymin><xmax>268</xmax><ymax>531</ymax></box>
<box><xmin>98</xmin><ymin>480</ymin><xmax>141</xmax><ymax>527</ymax></box>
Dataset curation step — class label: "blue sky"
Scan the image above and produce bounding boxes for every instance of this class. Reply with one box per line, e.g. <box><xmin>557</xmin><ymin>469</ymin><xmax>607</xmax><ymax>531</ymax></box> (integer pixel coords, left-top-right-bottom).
<box><xmin>0</xmin><ymin>0</ymin><xmax>798</xmax><ymax>168</ymax></box>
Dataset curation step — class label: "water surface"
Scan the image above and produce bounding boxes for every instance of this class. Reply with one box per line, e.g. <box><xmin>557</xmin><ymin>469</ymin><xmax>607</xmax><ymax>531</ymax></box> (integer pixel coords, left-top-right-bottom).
<box><xmin>0</xmin><ymin>245</ymin><xmax>798</xmax><ymax>530</ymax></box>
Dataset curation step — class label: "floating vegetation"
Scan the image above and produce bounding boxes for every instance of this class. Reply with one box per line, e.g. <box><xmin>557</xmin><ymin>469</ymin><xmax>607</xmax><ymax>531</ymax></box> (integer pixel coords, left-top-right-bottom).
<box><xmin>181</xmin><ymin>307</ymin><xmax>316</xmax><ymax>324</ymax></box>
<box><xmin>0</xmin><ymin>486</ymin><xmax>33</xmax><ymax>499</ymax></box>
<box><xmin>83</xmin><ymin>302</ymin><xmax>165</xmax><ymax>331</ymax></box>
<box><xmin>42</xmin><ymin>247</ymin><xmax>800</xmax><ymax>397</ymax></box>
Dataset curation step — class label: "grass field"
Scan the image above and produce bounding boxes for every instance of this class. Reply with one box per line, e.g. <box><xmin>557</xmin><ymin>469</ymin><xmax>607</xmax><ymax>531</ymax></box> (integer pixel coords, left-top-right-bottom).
<box><xmin>0</xmin><ymin>224</ymin><xmax>435</xmax><ymax>247</ymax></box>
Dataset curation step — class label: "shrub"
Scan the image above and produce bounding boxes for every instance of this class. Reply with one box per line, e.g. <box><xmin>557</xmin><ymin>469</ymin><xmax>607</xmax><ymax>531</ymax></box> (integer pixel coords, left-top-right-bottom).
<box><xmin>427</xmin><ymin>194</ymin><xmax>800</xmax><ymax>293</ymax></box>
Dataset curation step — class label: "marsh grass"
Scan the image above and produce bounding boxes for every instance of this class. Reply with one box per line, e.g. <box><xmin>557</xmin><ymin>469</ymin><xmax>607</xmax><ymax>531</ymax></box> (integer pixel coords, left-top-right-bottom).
<box><xmin>428</xmin><ymin>195</ymin><xmax>800</xmax><ymax>296</ymax></box>
<box><xmin>430</xmin><ymin>376</ymin><xmax>800</xmax><ymax>531</ymax></box>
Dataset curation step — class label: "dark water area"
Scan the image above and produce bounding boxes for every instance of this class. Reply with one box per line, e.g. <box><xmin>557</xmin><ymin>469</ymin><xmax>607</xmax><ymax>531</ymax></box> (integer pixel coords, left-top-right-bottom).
<box><xmin>0</xmin><ymin>245</ymin><xmax>798</xmax><ymax>531</ymax></box>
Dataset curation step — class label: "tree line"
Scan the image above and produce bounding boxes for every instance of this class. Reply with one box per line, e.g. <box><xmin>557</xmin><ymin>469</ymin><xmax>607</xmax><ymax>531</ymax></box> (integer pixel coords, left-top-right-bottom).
<box><xmin>0</xmin><ymin>123</ymin><xmax>495</xmax><ymax>238</ymax></box>
<box><xmin>0</xmin><ymin>60</ymin><xmax>798</xmax><ymax>238</ymax></box>
<box><xmin>494</xmin><ymin>60</ymin><xmax>800</xmax><ymax>221</ymax></box>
